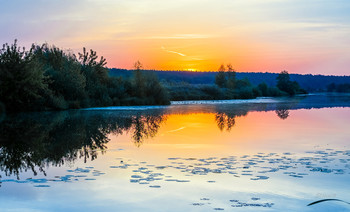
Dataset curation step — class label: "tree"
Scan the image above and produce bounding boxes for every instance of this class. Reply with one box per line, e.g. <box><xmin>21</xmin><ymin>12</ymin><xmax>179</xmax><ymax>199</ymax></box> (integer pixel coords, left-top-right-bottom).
<box><xmin>78</xmin><ymin>47</ymin><xmax>111</xmax><ymax>106</ymax></box>
<box><xmin>32</xmin><ymin>44</ymin><xmax>87</xmax><ymax>109</ymax></box>
<box><xmin>132</xmin><ymin>60</ymin><xmax>146</xmax><ymax>99</ymax></box>
<box><xmin>215</xmin><ymin>64</ymin><xmax>226</xmax><ymax>88</ymax></box>
<box><xmin>258</xmin><ymin>82</ymin><xmax>269</xmax><ymax>96</ymax></box>
<box><xmin>226</xmin><ymin>64</ymin><xmax>236</xmax><ymax>89</ymax></box>
<box><xmin>276</xmin><ymin>70</ymin><xmax>296</xmax><ymax>95</ymax></box>
<box><xmin>0</xmin><ymin>40</ymin><xmax>48</xmax><ymax>111</ymax></box>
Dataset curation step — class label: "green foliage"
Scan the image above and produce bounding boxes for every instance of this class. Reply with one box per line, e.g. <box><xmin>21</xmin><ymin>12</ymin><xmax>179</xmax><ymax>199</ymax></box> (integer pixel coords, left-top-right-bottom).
<box><xmin>215</xmin><ymin>64</ymin><xmax>226</xmax><ymax>88</ymax></box>
<box><xmin>268</xmin><ymin>87</ymin><xmax>285</xmax><ymax>97</ymax></box>
<box><xmin>258</xmin><ymin>82</ymin><xmax>268</xmax><ymax>96</ymax></box>
<box><xmin>215</xmin><ymin>64</ymin><xmax>236</xmax><ymax>89</ymax></box>
<box><xmin>235</xmin><ymin>87</ymin><xmax>255</xmax><ymax>99</ymax></box>
<box><xmin>0</xmin><ymin>41</ymin><xmax>170</xmax><ymax>112</ymax></box>
<box><xmin>32</xmin><ymin>44</ymin><xmax>87</xmax><ymax>108</ymax></box>
<box><xmin>0</xmin><ymin>40</ymin><xmax>48</xmax><ymax>112</ymax></box>
<box><xmin>235</xmin><ymin>78</ymin><xmax>251</xmax><ymax>88</ymax></box>
<box><xmin>327</xmin><ymin>82</ymin><xmax>350</xmax><ymax>93</ymax></box>
<box><xmin>201</xmin><ymin>85</ymin><xmax>223</xmax><ymax>98</ymax></box>
<box><xmin>78</xmin><ymin>47</ymin><xmax>111</xmax><ymax>107</ymax></box>
<box><xmin>276</xmin><ymin>70</ymin><xmax>306</xmax><ymax>95</ymax></box>
<box><xmin>128</xmin><ymin>62</ymin><xmax>170</xmax><ymax>105</ymax></box>
<box><xmin>1</xmin><ymin>40</ymin><xmax>312</xmax><ymax>112</ymax></box>
<box><xmin>132</xmin><ymin>60</ymin><xmax>146</xmax><ymax>99</ymax></box>
<box><xmin>143</xmin><ymin>72</ymin><xmax>170</xmax><ymax>105</ymax></box>
<box><xmin>226</xmin><ymin>64</ymin><xmax>236</xmax><ymax>89</ymax></box>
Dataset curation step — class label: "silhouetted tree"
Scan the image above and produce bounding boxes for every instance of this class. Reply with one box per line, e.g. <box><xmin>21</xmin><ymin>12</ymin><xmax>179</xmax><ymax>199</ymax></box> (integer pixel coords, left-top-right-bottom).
<box><xmin>132</xmin><ymin>61</ymin><xmax>145</xmax><ymax>98</ymax></box>
<box><xmin>0</xmin><ymin>40</ymin><xmax>49</xmax><ymax>112</ymax></box>
<box><xmin>258</xmin><ymin>82</ymin><xmax>269</xmax><ymax>96</ymax></box>
<box><xmin>276</xmin><ymin>70</ymin><xmax>307</xmax><ymax>95</ymax></box>
<box><xmin>130</xmin><ymin>61</ymin><xmax>170</xmax><ymax>105</ymax></box>
<box><xmin>226</xmin><ymin>64</ymin><xmax>236</xmax><ymax>89</ymax></box>
<box><xmin>78</xmin><ymin>47</ymin><xmax>112</xmax><ymax>106</ymax></box>
<box><xmin>215</xmin><ymin>64</ymin><xmax>226</xmax><ymax>88</ymax></box>
<box><xmin>32</xmin><ymin>44</ymin><xmax>87</xmax><ymax>109</ymax></box>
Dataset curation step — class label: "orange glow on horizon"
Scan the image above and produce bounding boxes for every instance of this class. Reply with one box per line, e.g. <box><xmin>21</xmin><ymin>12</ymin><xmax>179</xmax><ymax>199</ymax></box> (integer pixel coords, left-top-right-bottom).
<box><xmin>3</xmin><ymin>1</ymin><xmax>349</xmax><ymax>75</ymax></box>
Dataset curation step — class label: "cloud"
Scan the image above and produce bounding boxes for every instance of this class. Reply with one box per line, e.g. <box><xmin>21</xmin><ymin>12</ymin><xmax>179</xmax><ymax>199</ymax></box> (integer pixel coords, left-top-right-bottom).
<box><xmin>161</xmin><ymin>46</ymin><xmax>186</xmax><ymax>57</ymax></box>
<box><xmin>149</xmin><ymin>34</ymin><xmax>212</xmax><ymax>39</ymax></box>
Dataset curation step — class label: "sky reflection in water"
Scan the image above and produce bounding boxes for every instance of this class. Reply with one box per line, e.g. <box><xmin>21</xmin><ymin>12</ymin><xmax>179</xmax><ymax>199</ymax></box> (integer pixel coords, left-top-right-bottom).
<box><xmin>0</xmin><ymin>94</ymin><xmax>350</xmax><ymax>211</ymax></box>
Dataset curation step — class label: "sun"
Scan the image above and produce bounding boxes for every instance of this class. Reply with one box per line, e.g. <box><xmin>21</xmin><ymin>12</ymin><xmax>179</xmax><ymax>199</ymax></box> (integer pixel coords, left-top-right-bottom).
<box><xmin>186</xmin><ymin>69</ymin><xmax>198</xmax><ymax>72</ymax></box>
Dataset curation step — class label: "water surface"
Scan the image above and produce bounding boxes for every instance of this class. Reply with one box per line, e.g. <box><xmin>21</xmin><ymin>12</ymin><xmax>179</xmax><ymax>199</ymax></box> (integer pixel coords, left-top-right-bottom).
<box><xmin>1</xmin><ymin>94</ymin><xmax>350</xmax><ymax>211</ymax></box>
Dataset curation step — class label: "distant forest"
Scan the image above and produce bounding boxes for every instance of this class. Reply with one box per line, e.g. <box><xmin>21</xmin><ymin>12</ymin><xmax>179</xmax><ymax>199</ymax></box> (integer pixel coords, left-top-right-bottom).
<box><xmin>110</xmin><ymin>69</ymin><xmax>350</xmax><ymax>92</ymax></box>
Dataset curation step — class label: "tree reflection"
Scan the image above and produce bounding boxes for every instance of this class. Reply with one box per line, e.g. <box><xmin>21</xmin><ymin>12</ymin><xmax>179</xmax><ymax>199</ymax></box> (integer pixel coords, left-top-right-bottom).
<box><xmin>215</xmin><ymin>113</ymin><xmax>235</xmax><ymax>132</ymax></box>
<box><xmin>0</xmin><ymin>111</ymin><xmax>166</xmax><ymax>180</ymax></box>
<box><xmin>275</xmin><ymin>109</ymin><xmax>290</xmax><ymax>120</ymax></box>
<box><xmin>214</xmin><ymin>110</ymin><xmax>248</xmax><ymax>132</ymax></box>
<box><xmin>131</xmin><ymin>114</ymin><xmax>166</xmax><ymax>147</ymax></box>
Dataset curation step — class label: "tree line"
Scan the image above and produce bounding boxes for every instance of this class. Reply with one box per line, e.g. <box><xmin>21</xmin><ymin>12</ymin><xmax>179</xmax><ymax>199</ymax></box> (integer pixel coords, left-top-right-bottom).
<box><xmin>0</xmin><ymin>41</ymin><xmax>309</xmax><ymax>113</ymax></box>
<box><xmin>165</xmin><ymin>67</ymin><xmax>307</xmax><ymax>101</ymax></box>
<box><xmin>327</xmin><ymin>82</ymin><xmax>350</xmax><ymax>93</ymax></box>
<box><xmin>110</xmin><ymin>69</ymin><xmax>350</xmax><ymax>92</ymax></box>
<box><xmin>0</xmin><ymin>40</ymin><xmax>170</xmax><ymax>112</ymax></box>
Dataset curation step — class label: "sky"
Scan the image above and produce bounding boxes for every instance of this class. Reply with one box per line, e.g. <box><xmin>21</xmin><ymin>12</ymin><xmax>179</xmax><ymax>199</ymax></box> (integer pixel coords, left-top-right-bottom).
<box><xmin>1</xmin><ymin>0</ymin><xmax>350</xmax><ymax>75</ymax></box>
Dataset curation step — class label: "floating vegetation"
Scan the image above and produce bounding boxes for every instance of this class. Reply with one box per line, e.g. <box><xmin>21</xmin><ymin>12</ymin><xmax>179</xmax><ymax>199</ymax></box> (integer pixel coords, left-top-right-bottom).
<box><xmin>0</xmin><ymin>167</ymin><xmax>105</xmax><ymax>187</ymax></box>
<box><xmin>98</xmin><ymin>149</ymin><xmax>350</xmax><ymax>193</ymax></box>
<box><xmin>250</xmin><ymin>176</ymin><xmax>269</xmax><ymax>180</ymax></box>
<box><xmin>1</xmin><ymin>148</ymin><xmax>349</xmax><ymax>211</ymax></box>
<box><xmin>34</xmin><ymin>185</ymin><xmax>50</xmax><ymax>188</ymax></box>
<box><xmin>192</xmin><ymin>203</ymin><xmax>205</xmax><ymax>206</ymax></box>
<box><xmin>229</xmin><ymin>198</ymin><xmax>274</xmax><ymax>208</ymax></box>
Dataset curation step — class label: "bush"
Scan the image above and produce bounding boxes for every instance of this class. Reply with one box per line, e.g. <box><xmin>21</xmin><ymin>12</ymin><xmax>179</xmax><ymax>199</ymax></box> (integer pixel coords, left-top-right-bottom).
<box><xmin>235</xmin><ymin>87</ymin><xmax>255</xmax><ymax>99</ymax></box>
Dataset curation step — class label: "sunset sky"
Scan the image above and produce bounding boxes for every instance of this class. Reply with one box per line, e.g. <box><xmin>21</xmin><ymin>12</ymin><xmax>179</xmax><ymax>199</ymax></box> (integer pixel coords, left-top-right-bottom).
<box><xmin>1</xmin><ymin>0</ymin><xmax>350</xmax><ymax>75</ymax></box>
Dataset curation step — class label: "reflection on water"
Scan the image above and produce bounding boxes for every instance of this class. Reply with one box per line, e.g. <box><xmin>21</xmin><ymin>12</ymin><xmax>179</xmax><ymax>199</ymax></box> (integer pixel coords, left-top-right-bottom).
<box><xmin>0</xmin><ymin>94</ymin><xmax>350</xmax><ymax>211</ymax></box>
<box><xmin>131</xmin><ymin>114</ymin><xmax>167</xmax><ymax>147</ymax></box>
<box><xmin>276</xmin><ymin>109</ymin><xmax>289</xmax><ymax>120</ymax></box>
<box><xmin>1</xmin><ymin>94</ymin><xmax>350</xmax><ymax>179</ymax></box>
<box><xmin>0</xmin><ymin>111</ymin><xmax>168</xmax><ymax>180</ymax></box>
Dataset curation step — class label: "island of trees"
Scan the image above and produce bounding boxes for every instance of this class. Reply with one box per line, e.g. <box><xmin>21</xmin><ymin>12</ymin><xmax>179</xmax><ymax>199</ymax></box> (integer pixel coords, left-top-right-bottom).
<box><xmin>1</xmin><ymin>40</ymin><xmax>309</xmax><ymax>113</ymax></box>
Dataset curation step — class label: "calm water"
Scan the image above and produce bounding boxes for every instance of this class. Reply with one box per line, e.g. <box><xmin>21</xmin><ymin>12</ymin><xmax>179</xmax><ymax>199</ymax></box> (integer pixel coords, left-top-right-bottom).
<box><xmin>0</xmin><ymin>94</ymin><xmax>350</xmax><ymax>211</ymax></box>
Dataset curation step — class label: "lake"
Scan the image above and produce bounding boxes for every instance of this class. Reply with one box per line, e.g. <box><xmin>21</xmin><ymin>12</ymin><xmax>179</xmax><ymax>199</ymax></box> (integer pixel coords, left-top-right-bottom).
<box><xmin>0</xmin><ymin>94</ymin><xmax>350</xmax><ymax>211</ymax></box>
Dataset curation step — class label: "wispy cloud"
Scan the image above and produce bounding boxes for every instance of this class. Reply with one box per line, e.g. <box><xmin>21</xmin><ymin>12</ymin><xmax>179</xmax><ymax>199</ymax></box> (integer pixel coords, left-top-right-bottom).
<box><xmin>161</xmin><ymin>46</ymin><xmax>186</xmax><ymax>57</ymax></box>
<box><xmin>150</xmin><ymin>34</ymin><xmax>212</xmax><ymax>39</ymax></box>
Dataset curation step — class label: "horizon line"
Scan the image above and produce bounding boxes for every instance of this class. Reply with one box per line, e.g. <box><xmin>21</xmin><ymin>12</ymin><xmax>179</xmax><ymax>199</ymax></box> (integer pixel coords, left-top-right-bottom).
<box><xmin>108</xmin><ymin>68</ymin><xmax>350</xmax><ymax>77</ymax></box>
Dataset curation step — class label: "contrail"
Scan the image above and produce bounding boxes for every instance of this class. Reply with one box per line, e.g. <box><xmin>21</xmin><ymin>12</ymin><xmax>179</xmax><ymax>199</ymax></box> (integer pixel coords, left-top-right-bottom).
<box><xmin>166</xmin><ymin>126</ymin><xmax>186</xmax><ymax>133</ymax></box>
<box><xmin>161</xmin><ymin>46</ymin><xmax>186</xmax><ymax>57</ymax></box>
